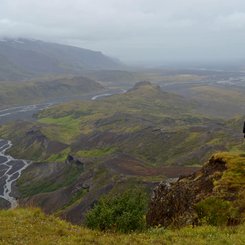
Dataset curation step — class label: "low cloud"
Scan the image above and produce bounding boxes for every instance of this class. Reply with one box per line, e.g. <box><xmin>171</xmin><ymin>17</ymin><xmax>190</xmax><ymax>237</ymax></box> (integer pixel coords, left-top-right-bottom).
<box><xmin>1</xmin><ymin>0</ymin><xmax>245</xmax><ymax>64</ymax></box>
<box><xmin>214</xmin><ymin>12</ymin><xmax>245</xmax><ymax>30</ymax></box>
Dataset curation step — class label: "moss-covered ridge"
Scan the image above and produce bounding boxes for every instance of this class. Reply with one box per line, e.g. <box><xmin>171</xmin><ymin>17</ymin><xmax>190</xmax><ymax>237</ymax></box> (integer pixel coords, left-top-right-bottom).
<box><xmin>147</xmin><ymin>152</ymin><xmax>245</xmax><ymax>228</ymax></box>
<box><xmin>0</xmin><ymin>76</ymin><xmax>104</xmax><ymax>108</ymax></box>
<box><xmin>1</xmin><ymin>82</ymin><xmax>242</xmax><ymax>167</ymax></box>
<box><xmin>0</xmin><ymin>82</ymin><xmax>244</xmax><ymax>226</ymax></box>
<box><xmin>0</xmin><ymin>208</ymin><xmax>244</xmax><ymax>245</ymax></box>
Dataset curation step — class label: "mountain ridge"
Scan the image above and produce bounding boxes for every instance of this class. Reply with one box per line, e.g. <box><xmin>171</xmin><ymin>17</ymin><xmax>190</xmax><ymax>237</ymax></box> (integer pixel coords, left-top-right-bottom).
<box><xmin>0</xmin><ymin>75</ymin><xmax>104</xmax><ymax>108</ymax></box>
<box><xmin>0</xmin><ymin>38</ymin><xmax>122</xmax><ymax>81</ymax></box>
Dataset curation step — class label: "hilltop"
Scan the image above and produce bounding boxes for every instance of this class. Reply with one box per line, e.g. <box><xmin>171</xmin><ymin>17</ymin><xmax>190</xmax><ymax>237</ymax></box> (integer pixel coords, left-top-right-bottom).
<box><xmin>0</xmin><ymin>208</ymin><xmax>244</xmax><ymax>245</ymax></box>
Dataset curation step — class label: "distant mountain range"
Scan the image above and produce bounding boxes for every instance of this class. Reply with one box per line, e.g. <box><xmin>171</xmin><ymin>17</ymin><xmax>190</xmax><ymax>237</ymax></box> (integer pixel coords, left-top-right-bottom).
<box><xmin>0</xmin><ymin>38</ymin><xmax>122</xmax><ymax>81</ymax></box>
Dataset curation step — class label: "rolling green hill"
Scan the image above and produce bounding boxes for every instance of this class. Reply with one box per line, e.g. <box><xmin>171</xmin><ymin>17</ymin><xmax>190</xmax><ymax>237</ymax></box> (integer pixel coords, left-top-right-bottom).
<box><xmin>0</xmin><ymin>82</ymin><xmax>244</xmax><ymax>224</ymax></box>
<box><xmin>2</xmin><ymin>82</ymin><xmax>243</xmax><ymax>165</ymax></box>
<box><xmin>0</xmin><ymin>76</ymin><xmax>104</xmax><ymax>108</ymax></box>
<box><xmin>0</xmin><ymin>208</ymin><xmax>244</xmax><ymax>245</ymax></box>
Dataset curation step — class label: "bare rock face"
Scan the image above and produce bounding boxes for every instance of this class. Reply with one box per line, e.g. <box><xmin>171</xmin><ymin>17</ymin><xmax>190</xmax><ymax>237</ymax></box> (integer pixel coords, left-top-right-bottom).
<box><xmin>146</xmin><ymin>155</ymin><xmax>227</xmax><ymax>228</ymax></box>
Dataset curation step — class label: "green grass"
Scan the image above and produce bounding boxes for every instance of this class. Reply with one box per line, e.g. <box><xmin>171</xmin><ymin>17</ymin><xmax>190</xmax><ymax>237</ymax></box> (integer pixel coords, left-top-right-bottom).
<box><xmin>75</xmin><ymin>147</ymin><xmax>117</xmax><ymax>158</ymax></box>
<box><xmin>56</xmin><ymin>188</ymin><xmax>89</xmax><ymax>213</ymax></box>
<box><xmin>212</xmin><ymin>153</ymin><xmax>245</xmax><ymax>204</ymax></box>
<box><xmin>213</xmin><ymin>152</ymin><xmax>245</xmax><ymax>191</ymax></box>
<box><xmin>0</xmin><ymin>208</ymin><xmax>244</xmax><ymax>245</ymax></box>
<box><xmin>195</xmin><ymin>152</ymin><xmax>245</xmax><ymax>225</ymax></box>
<box><xmin>46</xmin><ymin>148</ymin><xmax>71</xmax><ymax>162</ymax></box>
<box><xmin>18</xmin><ymin>164</ymin><xmax>83</xmax><ymax>198</ymax></box>
<box><xmin>0</xmin><ymin>76</ymin><xmax>103</xmax><ymax>108</ymax></box>
<box><xmin>39</xmin><ymin>116</ymin><xmax>81</xmax><ymax>144</ymax></box>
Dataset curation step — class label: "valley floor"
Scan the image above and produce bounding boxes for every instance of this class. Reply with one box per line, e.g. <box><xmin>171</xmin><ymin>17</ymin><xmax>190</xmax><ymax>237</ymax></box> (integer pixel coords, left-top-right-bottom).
<box><xmin>0</xmin><ymin>208</ymin><xmax>244</xmax><ymax>245</ymax></box>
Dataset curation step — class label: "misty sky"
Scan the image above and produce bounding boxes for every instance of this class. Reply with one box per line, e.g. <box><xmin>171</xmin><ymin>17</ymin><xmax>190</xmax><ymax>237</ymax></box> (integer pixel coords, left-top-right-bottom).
<box><xmin>1</xmin><ymin>0</ymin><xmax>245</xmax><ymax>65</ymax></box>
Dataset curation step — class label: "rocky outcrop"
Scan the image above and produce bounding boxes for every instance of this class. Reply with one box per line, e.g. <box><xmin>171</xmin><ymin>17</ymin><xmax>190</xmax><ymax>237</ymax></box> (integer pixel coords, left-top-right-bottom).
<box><xmin>146</xmin><ymin>154</ymin><xmax>228</xmax><ymax>228</ymax></box>
<box><xmin>66</xmin><ymin>154</ymin><xmax>84</xmax><ymax>168</ymax></box>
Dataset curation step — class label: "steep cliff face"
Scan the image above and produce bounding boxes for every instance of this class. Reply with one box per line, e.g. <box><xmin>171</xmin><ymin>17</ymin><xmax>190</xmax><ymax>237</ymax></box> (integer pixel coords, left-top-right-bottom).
<box><xmin>147</xmin><ymin>153</ymin><xmax>245</xmax><ymax>228</ymax></box>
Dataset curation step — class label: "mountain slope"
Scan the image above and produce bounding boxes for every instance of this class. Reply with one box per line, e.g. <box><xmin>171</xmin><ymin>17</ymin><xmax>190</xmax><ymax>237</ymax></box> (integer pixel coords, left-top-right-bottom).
<box><xmin>1</xmin><ymin>81</ymin><xmax>222</xmax><ymax>165</ymax></box>
<box><xmin>0</xmin><ymin>38</ymin><xmax>121</xmax><ymax>80</ymax></box>
<box><xmin>0</xmin><ymin>82</ymin><xmax>244</xmax><ymax>224</ymax></box>
<box><xmin>0</xmin><ymin>76</ymin><xmax>104</xmax><ymax>107</ymax></box>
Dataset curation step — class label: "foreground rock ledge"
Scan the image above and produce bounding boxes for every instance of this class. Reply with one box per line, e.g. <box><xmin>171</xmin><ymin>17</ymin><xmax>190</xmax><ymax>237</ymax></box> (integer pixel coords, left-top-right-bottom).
<box><xmin>146</xmin><ymin>153</ymin><xmax>229</xmax><ymax>228</ymax></box>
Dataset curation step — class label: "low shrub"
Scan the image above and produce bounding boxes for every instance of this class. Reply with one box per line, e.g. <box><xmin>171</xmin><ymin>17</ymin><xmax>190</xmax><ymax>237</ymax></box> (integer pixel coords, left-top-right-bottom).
<box><xmin>85</xmin><ymin>189</ymin><xmax>147</xmax><ymax>233</ymax></box>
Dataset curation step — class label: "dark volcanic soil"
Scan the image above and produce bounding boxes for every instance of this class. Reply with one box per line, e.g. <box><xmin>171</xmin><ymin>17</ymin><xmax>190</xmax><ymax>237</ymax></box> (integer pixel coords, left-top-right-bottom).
<box><xmin>103</xmin><ymin>154</ymin><xmax>200</xmax><ymax>178</ymax></box>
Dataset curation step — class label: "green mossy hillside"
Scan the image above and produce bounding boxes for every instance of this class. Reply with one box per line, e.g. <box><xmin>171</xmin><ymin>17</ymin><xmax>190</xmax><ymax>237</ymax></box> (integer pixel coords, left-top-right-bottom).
<box><xmin>0</xmin><ymin>76</ymin><xmax>104</xmax><ymax>108</ymax></box>
<box><xmin>0</xmin><ymin>208</ymin><xmax>244</xmax><ymax>245</ymax></box>
<box><xmin>1</xmin><ymin>82</ymin><xmax>243</xmax><ymax>167</ymax></box>
<box><xmin>147</xmin><ymin>152</ymin><xmax>245</xmax><ymax>228</ymax></box>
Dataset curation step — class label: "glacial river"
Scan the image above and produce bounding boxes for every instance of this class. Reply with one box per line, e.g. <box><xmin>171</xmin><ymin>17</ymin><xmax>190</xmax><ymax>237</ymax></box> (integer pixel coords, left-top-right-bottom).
<box><xmin>0</xmin><ymin>139</ymin><xmax>30</xmax><ymax>208</ymax></box>
<box><xmin>0</xmin><ymin>88</ymin><xmax>126</xmax><ymax>208</ymax></box>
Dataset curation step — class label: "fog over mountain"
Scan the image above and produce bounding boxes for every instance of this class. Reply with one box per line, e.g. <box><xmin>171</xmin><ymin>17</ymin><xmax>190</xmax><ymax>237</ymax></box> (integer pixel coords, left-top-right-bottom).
<box><xmin>0</xmin><ymin>38</ymin><xmax>121</xmax><ymax>80</ymax></box>
<box><xmin>1</xmin><ymin>0</ymin><xmax>245</xmax><ymax>65</ymax></box>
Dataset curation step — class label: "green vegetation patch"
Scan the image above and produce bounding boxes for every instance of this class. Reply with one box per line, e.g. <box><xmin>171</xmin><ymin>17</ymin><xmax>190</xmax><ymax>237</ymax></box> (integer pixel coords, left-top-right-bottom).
<box><xmin>58</xmin><ymin>188</ymin><xmax>89</xmax><ymax>212</ymax></box>
<box><xmin>75</xmin><ymin>147</ymin><xmax>117</xmax><ymax>158</ymax></box>
<box><xmin>0</xmin><ymin>208</ymin><xmax>244</xmax><ymax>245</ymax></box>
<box><xmin>1</xmin><ymin>83</ymin><xmax>244</xmax><ymax>167</ymax></box>
<box><xmin>213</xmin><ymin>152</ymin><xmax>245</xmax><ymax>195</ymax></box>
<box><xmin>85</xmin><ymin>189</ymin><xmax>148</xmax><ymax>233</ymax></box>
<box><xmin>39</xmin><ymin>116</ymin><xmax>81</xmax><ymax>143</ymax></box>
<box><xmin>196</xmin><ymin>197</ymin><xmax>237</xmax><ymax>226</ymax></box>
<box><xmin>46</xmin><ymin>147</ymin><xmax>71</xmax><ymax>163</ymax></box>
<box><xmin>196</xmin><ymin>152</ymin><xmax>245</xmax><ymax>225</ymax></box>
<box><xmin>18</xmin><ymin>164</ymin><xmax>83</xmax><ymax>198</ymax></box>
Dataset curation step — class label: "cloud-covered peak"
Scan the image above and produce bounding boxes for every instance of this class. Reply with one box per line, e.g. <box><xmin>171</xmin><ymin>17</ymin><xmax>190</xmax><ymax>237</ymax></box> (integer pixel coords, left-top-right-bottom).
<box><xmin>1</xmin><ymin>0</ymin><xmax>245</xmax><ymax>65</ymax></box>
